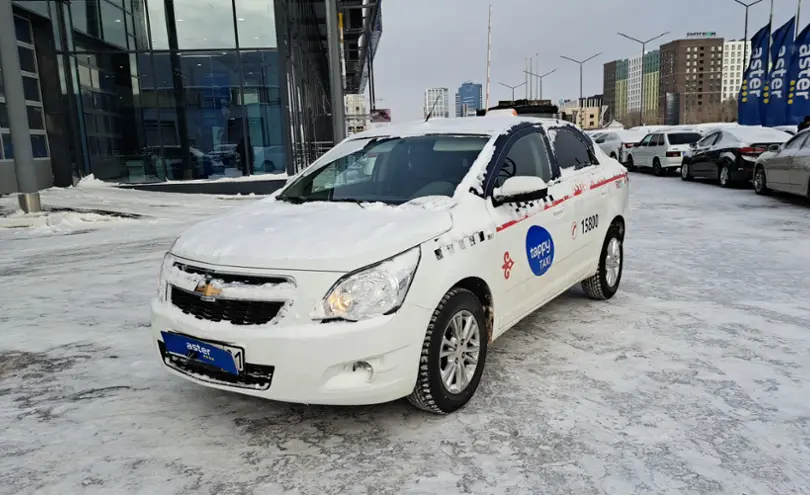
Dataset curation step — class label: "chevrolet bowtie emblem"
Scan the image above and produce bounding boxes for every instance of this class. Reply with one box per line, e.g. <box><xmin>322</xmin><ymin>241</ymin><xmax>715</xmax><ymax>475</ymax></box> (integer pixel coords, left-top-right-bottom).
<box><xmin>194</xmin><ymin>280</ymin><xmax>222</xmax><ymax>301</ymax></box>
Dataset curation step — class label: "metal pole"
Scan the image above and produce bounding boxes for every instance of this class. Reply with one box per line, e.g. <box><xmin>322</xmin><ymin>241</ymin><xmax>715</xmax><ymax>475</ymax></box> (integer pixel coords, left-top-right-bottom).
<box><xmin>325</xmin><ymin>0</ymin><xmax>345</xmax><ymax>142</ymax></box>
<box><xmin>484</xmin><ymin>5</ymin><xmax>492</xmax><ymax>112</ymax></box>
<box><xmin>535</xmin><ymin>53</ymin><xmax>539</xmax><ymax>97</ymax></box>
<box><xmin>579</xmin><ymin>64</ymin><xmax>583</xmax><ymax>127</ymax></box>
<box><xmin>529</xmin><ymin>57</ymin><xmax>533</xmax><ymax>100</ymax></box>
<box><xmin>744</xmin><ymin>7</ymin><xmax>749</xmax><ymax>82</ymax></box>
<box><xmin>0</xmin><ymin>0</ymin><xmax>40</xmax><ymax>212</ymax></box>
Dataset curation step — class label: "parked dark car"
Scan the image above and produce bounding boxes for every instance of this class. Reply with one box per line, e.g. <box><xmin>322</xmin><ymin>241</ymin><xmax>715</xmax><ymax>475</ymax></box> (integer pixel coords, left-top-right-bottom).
<box><xmin>680</xmin><ymin>127</ymin><xmax>791</xmax><ymax>187</ymax></box>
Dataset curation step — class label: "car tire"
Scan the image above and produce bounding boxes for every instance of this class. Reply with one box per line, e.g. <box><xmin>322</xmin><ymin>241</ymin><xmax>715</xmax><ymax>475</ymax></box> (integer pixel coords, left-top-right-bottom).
<box><xmin>625</xmin><ymin>156</ymin><xmax>635</xmax><ymax>172</ymax></box>
<box><xmin>652</xmin><ymin>158</ymin><xmax>663</xmax><ymax>176</ymax></box>
<box><xmin>718</xmin><ymin>163</ymin><xmax>732</xmax><ymax>188</ymax></box>
<box><xmin>610</xmin><ymin>152</ymin><xmax>617</xmax><ymax>160</ymax></box>
<box><xmin>753</xmin><ymin>166</ymin><xmax>770</xmax><ymax>195</ymax></box>
<box><xmin>581</xmin><ymin>225</ymin><xmax>624</xmax><ymax>301</ymax></box>
<box><xmin>407</xmin><ymin>288</ymin><xmax>489</xmax><ymax>414</ymax></box>
<box><xmin>681</xmin><ymin>161</ymin><xmax>693</xmax><ymax>181</ymax></box>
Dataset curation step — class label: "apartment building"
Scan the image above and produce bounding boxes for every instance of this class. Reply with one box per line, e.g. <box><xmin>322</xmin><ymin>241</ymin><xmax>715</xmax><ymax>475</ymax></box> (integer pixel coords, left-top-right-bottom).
<box><xmin>345</xmin><ymin>94</ymin><xmax>369</xmax><ymax>135</ymax></box>
<box><xmin>559</xmin><ymin>95</ymin><xmax>603</xmax><ymax>129</ymax></box>
<box><xmin>658</xmin><ymin>37</ymin><xmax>724</xmax><ymax>124</ymax></box>
<box><xmin>642</xmin><ymin>51</ymin><xmax>661</xmax><ymax>121</ymax></box>
<box><xmin>455</xmin><ymin>81</ymin><xmax>483</xmax><ymax>117</ymax></box>
<box><xmin>721</xmin><ymin>40</ymin><xmax>751</xmax><ymax>101</ymax></box>
<box><xmin>603</xmin><ymin>61</ymin><xmax>617</xmax><ymax>123</ymax></box>
<box><xmin>615</xmin><ymin>60</ymin><xmax>629</xmax><ymax>120</ymax></box>
<box><xmin>424</xmin><ymin>88</ymin><xmax>450</xmax><ymax>118</ymax></box>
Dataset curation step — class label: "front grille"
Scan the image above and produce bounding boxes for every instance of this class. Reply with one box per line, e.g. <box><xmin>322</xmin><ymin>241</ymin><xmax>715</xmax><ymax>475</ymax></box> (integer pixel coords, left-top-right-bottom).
<box><xmin>158</xmin><ymin>340</ymin><xmax>274</xmax><ymax>390</ymax></box>
<box><xmin>170</xmin><ymin>286</ymin><xmax>284</xmax><ymax>325</ymax></box>
<box><xmin>173</xmin><ymin>262</ymin><xmax>291</xmax><ymax>286</ymax></box>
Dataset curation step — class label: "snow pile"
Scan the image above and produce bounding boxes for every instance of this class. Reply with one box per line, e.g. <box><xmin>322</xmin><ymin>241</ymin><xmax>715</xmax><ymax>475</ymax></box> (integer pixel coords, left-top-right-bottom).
<box><xmin>0</xmin><ymin>209</ymin><xmax>134</xmax><ymax>233</ymax></box>
<box><xmin>75</xmin><ymin>174</ymin><xmax>115</xmax><ymax>188</ymax></box>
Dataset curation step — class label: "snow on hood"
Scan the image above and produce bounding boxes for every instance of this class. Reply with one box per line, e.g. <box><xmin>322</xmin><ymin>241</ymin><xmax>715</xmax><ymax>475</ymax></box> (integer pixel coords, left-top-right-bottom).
<box><xmin>170</xmin><ymin>198</ymin><xmax>454</xmax><ymax>272</ymax></box>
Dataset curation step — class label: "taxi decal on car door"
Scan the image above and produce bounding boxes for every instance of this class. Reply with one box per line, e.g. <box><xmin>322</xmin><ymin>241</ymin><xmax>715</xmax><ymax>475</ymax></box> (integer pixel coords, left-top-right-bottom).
<box><xmin>525</xmin><ymin>225</ymin><xmax>555</xmax><ymax>276</ymax></box>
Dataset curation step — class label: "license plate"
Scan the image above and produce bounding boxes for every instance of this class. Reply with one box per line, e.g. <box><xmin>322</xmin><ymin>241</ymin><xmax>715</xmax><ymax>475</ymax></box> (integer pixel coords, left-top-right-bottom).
<box><xmin>161</xmin><ymin>332</ymin><xmax>244</xmax><ymax>375</ymax></box>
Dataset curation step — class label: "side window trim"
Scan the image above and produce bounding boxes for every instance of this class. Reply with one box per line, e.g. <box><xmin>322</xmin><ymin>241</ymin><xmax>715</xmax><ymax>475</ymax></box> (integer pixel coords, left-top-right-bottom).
<box><xmin>483</xmin><ymin>125</ymin><xmax>557</xmax><ymax>197</ymax></box>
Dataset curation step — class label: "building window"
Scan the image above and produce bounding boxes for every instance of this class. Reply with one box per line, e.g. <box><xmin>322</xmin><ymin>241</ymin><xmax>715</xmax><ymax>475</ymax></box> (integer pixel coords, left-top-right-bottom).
<box><xmin>174</xmin><ymin>0</ymin><xmax>237</xmax><ymax>49</ymax></box>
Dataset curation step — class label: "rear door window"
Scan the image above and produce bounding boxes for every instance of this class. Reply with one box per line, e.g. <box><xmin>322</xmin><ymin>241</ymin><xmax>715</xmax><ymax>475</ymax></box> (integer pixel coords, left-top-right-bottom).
<box><xmin>553</xmin><ymin>127</ymin><xmax>597</xmax><ymax>170</ymax></box>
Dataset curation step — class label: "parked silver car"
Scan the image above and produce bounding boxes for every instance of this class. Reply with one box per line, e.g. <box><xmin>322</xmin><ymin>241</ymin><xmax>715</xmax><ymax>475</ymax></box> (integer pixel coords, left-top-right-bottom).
<box><xmin>753</xmin><ymin>129</ymin><xmax>810</xmax><ymax>198</ymax></box>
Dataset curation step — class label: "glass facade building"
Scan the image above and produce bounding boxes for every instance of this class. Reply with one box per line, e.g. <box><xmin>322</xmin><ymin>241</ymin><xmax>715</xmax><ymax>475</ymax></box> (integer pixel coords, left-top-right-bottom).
<box><xmin>2</xmin><ymin>0</ymin><xmax>376</xmax><ymax>189</ymax></box>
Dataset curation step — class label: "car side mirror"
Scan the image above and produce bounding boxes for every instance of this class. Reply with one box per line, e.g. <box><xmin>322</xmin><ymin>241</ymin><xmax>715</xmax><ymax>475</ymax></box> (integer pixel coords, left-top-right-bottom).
<box><xmin>493</xmin><ymin>176</ymin><xmax>548</xmax><ymax>206</ymax></box>
<box><xmin>689</xmin><ymin>142</ymin><xmax>697</xmax><ymax>149</ymax></box>
<box><xmin>768</xmin><ymin>144</ymin><xmax>781</xmax><ymax>152</ymax></box>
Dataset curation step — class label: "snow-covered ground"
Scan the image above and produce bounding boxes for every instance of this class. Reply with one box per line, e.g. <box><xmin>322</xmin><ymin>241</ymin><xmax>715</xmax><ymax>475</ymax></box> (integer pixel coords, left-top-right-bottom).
<box><xmin>1</xmin><ymin>176</ymin><xmax>810</xmax><ymax>494</ymax></box>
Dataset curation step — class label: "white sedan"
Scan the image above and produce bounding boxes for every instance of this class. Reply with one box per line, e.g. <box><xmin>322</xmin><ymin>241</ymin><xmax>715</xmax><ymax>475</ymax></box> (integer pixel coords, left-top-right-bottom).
<box><xmin>151</xmin><ymin>116</ymin><xmax>630</xmax><ymax>414</ymax></box>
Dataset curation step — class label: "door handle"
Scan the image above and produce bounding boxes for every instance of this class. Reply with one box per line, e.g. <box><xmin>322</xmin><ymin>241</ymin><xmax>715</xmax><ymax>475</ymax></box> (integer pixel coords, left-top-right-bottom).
<box><xmin>553</xmin><ymin>205</ymin><xmax>565</xmax><ymax>216</ymax></box>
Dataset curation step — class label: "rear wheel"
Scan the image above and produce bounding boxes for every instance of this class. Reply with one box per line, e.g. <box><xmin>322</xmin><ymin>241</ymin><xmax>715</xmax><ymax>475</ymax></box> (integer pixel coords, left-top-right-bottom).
<box><xmin>408</xmin><ymin>288</ymin><xmax>488</xmax><ymax>414</ymax></box>
<box><xmin>718</xmin><ymin>163</ymin><xmax>732</xmax><ymax>188</ymax></box>
<box><xmin>625</xmin><ymin>156</ymin><xmax>635</xmax><ymax>172</ymax></box>
<box><xmin>581</xmin><ymin>225</ymin><xmax>624</xmax><ymax>300</ymax></box>
<box><xmin>753</xmin><ymin>166</ymin><xmax>769</xmax><ymax>195</ymax></box>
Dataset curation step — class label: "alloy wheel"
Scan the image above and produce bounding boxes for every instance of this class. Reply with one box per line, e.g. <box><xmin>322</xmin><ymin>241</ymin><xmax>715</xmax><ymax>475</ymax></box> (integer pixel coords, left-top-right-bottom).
<box><xmin>605</xmin><ymin>238</ymin><xmax>622</xmax><ymax>288</ymax></box>
<box><xmin>440</xmin><ymin>310</ymin><xmax>481</xmax><ymax>394</ymax></box>
<box><xmin>720</xmin><ymin>166</ymin><xmax>730</xmax><ymax>186</ymax></box>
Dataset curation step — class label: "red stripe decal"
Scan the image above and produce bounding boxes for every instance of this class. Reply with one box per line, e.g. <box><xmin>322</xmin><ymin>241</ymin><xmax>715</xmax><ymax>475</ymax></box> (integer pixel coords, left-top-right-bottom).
<box><xmin>495</xmin><ymin>173</ymin><xmax>626</xmax><ymax>232</ymax></box>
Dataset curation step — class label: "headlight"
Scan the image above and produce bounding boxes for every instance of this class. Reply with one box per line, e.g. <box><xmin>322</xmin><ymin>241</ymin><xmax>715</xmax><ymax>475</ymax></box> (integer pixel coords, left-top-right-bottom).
<box><xmin>157</xmin><ymin>253</ymin><xmax>174</xmax><ymax>301</ymax></box>
<box><xmin>313</xmin><ymin>247</ymin><xmax>421</xmax><ymax>321</ymax></box>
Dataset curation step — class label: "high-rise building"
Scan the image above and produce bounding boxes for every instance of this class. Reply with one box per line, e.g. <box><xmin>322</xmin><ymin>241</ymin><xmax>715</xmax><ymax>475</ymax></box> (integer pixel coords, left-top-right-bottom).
<box><xmin>628</xmin><ymin>56</ymin><xmax>644</xmax><ymax>113</ymax></box>
<box><xmin>658</xmin><ymin>37</ymin><xmax>724</xmax><ymax>124</ymax></box>
<box><xmin>615</xmin><ymin>60</ymin><xmax>629</xmax><ymax>120</ymax></box>
<box><xmin>559</xmin><ymin>95</ymin><xmax>604</xmax><ymax>129</ymax></box>
<box><xmin>643</xmin><ymin>50</ymin><xmax>661</xmax><ymax>121</ymax></box>
<box><xmin>424</xmin><ymin>88</ymin><xmax>450</xmax><ymax>118</ymax></box>
<box><xmin>603</xmin><ymin>61</ymin><xmax>617</xmax><ymax>123</ymax></box>
<box><xmin>721</xmin><ymin>40</ymin><xmax>750</xmax><ymax>101</ymax></box>
<box><xmin>1</xmin><ymin>0</ymin><xmax>382</xmax><ymax>193</ymax></box>
<box><xmin>455</xmin><ymin>81</ymin><xmax>483</xmax><ymax>117</ymax></box>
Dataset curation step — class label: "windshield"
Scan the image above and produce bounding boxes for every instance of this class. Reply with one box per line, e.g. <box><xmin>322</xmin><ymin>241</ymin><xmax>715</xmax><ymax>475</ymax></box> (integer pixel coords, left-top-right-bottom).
<box><xmin>278</xmin><ymin>135</ymin><xmax>490</xmax><ymax>205</ymax></box>
<box><xmin>667</xmin><ymin>133</ymin><xmax>702</xmax><ymax>145</ymax></box>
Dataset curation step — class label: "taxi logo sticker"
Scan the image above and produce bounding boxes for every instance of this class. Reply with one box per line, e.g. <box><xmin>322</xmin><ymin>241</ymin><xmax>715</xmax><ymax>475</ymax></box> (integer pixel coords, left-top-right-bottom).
<box><xmin>571</xmin><ymin>221</ymin><xmax>578</xmax><ymax>239</ymax></box>
<box><xmin>502</xmin><ymin>252</ymin><xmax>515</xmax><ymax>279</ymax></box>
<box><xmin>525</xmin><ymin>226</ymin><xmax>554</xmax><ymax>276</ymax></box>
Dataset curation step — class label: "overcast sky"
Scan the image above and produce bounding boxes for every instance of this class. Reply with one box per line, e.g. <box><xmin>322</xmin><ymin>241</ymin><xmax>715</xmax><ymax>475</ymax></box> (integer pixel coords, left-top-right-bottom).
<box><xmin>373</xmin><ymin>0</ymin><xmax>799</xmax><ymax>122</ymax></box>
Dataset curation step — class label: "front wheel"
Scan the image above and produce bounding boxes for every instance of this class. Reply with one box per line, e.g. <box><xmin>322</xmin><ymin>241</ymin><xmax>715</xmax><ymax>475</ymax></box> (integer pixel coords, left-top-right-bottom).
<box><xmin>652</xmin><ymin>158</ymin><xmax>662</xmax><ymax>176</ymax></box>
<box><xmin>408</xmin><ymin>288</ymin><xmax>489</xmax><ymax>414</ymax></box>
<box><xmin>753</xmin><ymin>166</ymin><xmax>769</xmax><ymax>195</ymax></box>
<box><xmin>582</xmin><ymin>225</ymin><xmax>624</xmax><ymax>300</ymax></box>
<box><xmin>681</xmin><ymin>161</ymin><xmax>693</xmax><ymax>181</ymax></box>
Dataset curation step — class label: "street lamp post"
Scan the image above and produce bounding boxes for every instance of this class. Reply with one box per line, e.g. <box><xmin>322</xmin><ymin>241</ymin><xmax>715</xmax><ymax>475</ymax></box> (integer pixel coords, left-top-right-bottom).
<box><xmin>498</xmin><ymin>81</ymin><xmax>527</xmax><ymax>102</ymax></box>
<box><xmin>730</xmin><ymin>0</ymin><xmax>764</xmax><ymax>82</ymax></box>
<box><xmin>560</xmin><ymin>52</ymin><xmax>602</xmax><ymax>128</ymax></box>
<box><xmin>617</xmin><ymin>31</ymin><xmax>669</xmax><ymax>125</ymax></box>
<box><xmin>523</xmin><ymin>68</ymin><xmax>558</xmax><ymax>101</ymax></box>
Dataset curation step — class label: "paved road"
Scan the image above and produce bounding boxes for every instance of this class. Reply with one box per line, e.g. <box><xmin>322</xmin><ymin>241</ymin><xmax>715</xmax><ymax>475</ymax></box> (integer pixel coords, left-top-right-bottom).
<box><xmin>1</xmin><ymin>175</ymin><xmax>809</xmax><ymax>494</ymax></box>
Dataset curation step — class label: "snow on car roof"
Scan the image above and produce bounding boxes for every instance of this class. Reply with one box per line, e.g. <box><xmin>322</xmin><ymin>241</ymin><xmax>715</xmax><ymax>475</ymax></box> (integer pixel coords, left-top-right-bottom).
<box><xmin>347</xmin><ymin>116</ymin><xmax>573</xmax><ymax>140</ymax></box>
<box><xmin>724</xmin><ymin>126</ymin><xmax>791</xmax><ymax>143</ymax></box>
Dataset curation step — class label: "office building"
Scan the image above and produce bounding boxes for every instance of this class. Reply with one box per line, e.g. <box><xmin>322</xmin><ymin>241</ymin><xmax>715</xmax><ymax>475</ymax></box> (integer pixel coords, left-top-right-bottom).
<box><xmin>658</xmin><ymin>37</ymin><xmax>724</xmax><ymax>124</ymax></box>
<box><xmin>559</xmin><ymin>95</ymin><xmax>603</xmax><ymax>129</ymax></box>
<box><xmin>1</xmin><ymin>0</ymin><xmax>382</xmax><ymax>193</ymax></box>
<box><xmin>424</xmin><ymin>87</ymin><xmax>450</xmax><ymax>118</ymax></box>
<box><xmin>455</xmin><ymin>81</ymin><xmax>482</xmax><ymax>117</ymax></box>
<box><xmin>722</xmin><ymin>40</ymin><xmax>750</xmax><ymax>101</ymax></box>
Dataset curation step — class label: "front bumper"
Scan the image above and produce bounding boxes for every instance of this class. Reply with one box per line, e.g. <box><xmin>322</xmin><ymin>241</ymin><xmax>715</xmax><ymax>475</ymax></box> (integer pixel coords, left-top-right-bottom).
<box><xmin>150</xmin><ymin>298</ymin><xmax>431</xmax><ymax>405</ymax></box>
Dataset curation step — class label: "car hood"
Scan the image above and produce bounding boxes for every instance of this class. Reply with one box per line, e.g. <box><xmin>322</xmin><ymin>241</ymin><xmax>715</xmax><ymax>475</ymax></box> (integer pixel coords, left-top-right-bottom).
<box><xmin>170</xmin><ymin>197</ymin><xmax>455</xmax><ymax>272</ymax></box>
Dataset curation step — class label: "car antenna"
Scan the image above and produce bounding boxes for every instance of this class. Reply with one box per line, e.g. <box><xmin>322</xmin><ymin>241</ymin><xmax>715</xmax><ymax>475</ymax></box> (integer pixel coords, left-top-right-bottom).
<box><xmin>425</xmin><ymin>94</ymin><xmax>441</xmax><ymax>122</ymax></box>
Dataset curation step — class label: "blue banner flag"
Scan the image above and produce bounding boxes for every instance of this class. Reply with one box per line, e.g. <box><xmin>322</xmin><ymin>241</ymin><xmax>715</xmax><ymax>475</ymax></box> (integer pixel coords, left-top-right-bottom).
<box><xmin>787</xmin><ymin>23</ymin><xmax>810</xmax><ymax>125</ymax></box>
<box><xmin>739</xmin><ymin>22</ymin><xmax>772</xmax><ymax>125</ymax></box>
<box><xmin>762</xmin><ymin>17</ymin><xmax>796</xmax><ymax>127</ymax></box>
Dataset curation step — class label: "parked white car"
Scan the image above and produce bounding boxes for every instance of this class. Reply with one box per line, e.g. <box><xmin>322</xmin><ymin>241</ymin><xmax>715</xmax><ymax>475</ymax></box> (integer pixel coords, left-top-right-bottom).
<box><xmin>625</xmin><ymin>130</ymin><xmax>703</xmax><ymax>175</ymax></box>
<box><xmin>593</xmin><ymin>129</ymin><xmax>648</xmax><ymax>162</ymax></box>
<box><xmin>151</xmin><ymin>116</ymin><xmax>629</xmax><ymax>414</ymax></box>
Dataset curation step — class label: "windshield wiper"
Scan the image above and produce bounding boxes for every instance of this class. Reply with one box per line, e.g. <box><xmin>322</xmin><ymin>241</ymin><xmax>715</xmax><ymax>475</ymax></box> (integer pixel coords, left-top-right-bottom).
<box><xmin>277</xmin><ymin>196</ymin><xmax>314</xmax><ymax>204</ymax></box>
